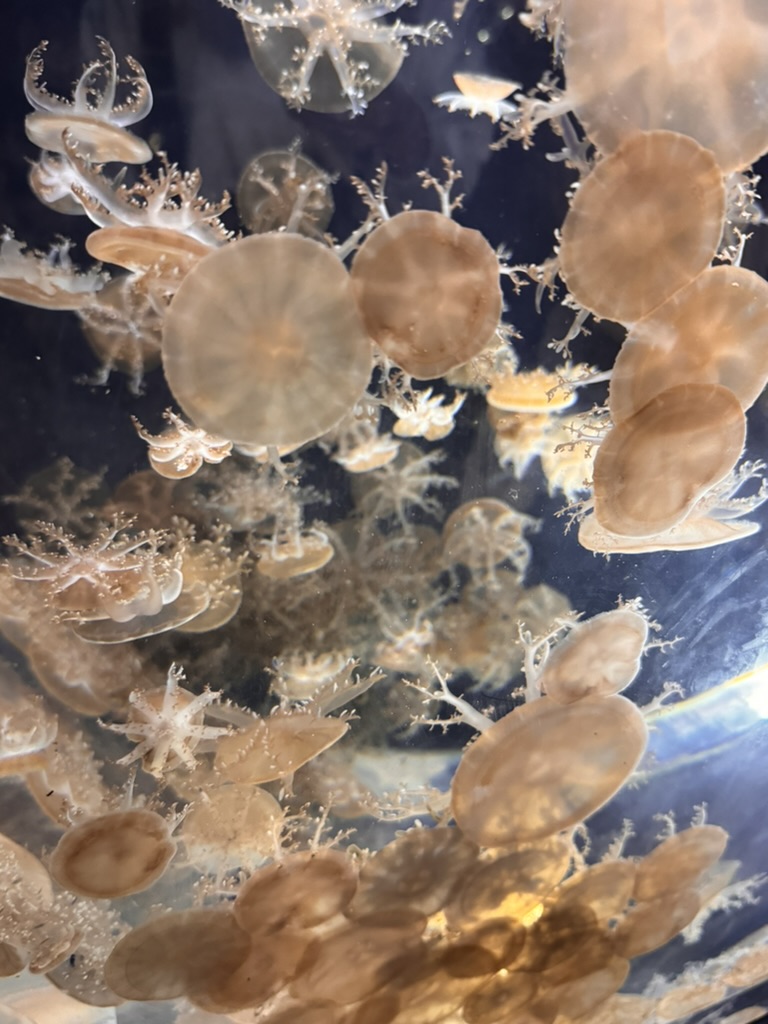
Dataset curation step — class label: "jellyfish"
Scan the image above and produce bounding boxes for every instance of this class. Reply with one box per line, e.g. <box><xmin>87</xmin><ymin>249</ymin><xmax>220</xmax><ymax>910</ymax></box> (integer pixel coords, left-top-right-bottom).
<box><xmin>592</xmin><ymin>383</ymin><xmax>747</xmax><ymax>538</ymax></box>
<box><xmin>133</xmin><ymin>409</ymin><xmax>233</xmax><ymax>480</ymax></box>
<box><xmin>24</xmin><ymin>39</ymin><xmax>152</xmax><ymax>163</ymax></box>
<box><xmin>609</xmin><ymin>265</ymin><xmax>768</xmax><ymax>423</ymax></box>
<box><xmin>237</xmin><ymin>146</ymin><xmax>335</xmax><ymax>238</ymax></box>
<box><xmin>451</xmin><ymin>694</ymin><xmax>648</xmax><ymax>846</ymax></box>
<box><xmin>0</xmin><ymin>230</ymin><xmax>107</xmax><ymax>311</ymax></box>
<box><xmin>221</xmin><ymin>0</ymin><xmax>447</xmax><ymax>116</ymax></box>
<box><xmin>433</xmin><ymin>72</ymin><xmax>521</xmax><ymax>122</ymax></box>
<box><xmin>559</xmin><ymin>130</ymin><xmax>726</xmax><ymax>324</ymax></box>
<box><xmin>561</xmin><ymin>0</ymin><xmax>768</xmax><ymax>173</ymax></box>
<box><xmin>162</xmin><ymin>233</ymin><xmax>373</xmax><ymax>448</ymax></box>
<box><xmin>351</xmin><ymin>209</ymin><xmax>503</xmax><ymax>379</ymax></box>
<box><xmin>49</xmin><ymin>807</ymin><xmax>178</xmax><ymax>899</ymax></box>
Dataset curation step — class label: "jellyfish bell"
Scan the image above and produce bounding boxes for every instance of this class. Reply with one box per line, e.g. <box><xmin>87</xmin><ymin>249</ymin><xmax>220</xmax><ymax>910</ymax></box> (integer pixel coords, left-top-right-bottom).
<box><xmin>592</xmin><ymin>383</ymin><xmax>747</xmax><ymax>538</ymax></box>
<box><xmin>49</xmin><ymin>807</ymin><xmax>177</xmax><ymax>899</ymax></box>
<box><xmin>451</xmin><ymin>695</ymin><xmax>648</xmax><ymax>847</ymax></box>
<box><xmin>562</xmin><ymin>0</ymin><xmax>768</xmax><ymax>173</ymax></box>
<box><xmin>559</xmin><ymin>130</ymin><xmax>726</xmax><ymax>324</ymax></box>
<box><xmin>85</xmin><ymin>226</ymin><xmax>212</xmax><ymax>276</ymax></box>
<box><xmin>578</xmin><ymin>510</ymin><xmax>761</xmax><ymax>554</ymax></box>
<box><xmin>609</xmin><ymin>266</ymin><xmax>768</xmax><ymax>424</ymax></box>
<box><xmin>351</xmin><ymin>210</ymin><xmax>502</xmax><ymax>379</ymax></box>
<box><xmin>162</xmin><ymin>233</ymin><xmax>373</xmax><ymax>448</ymax></box>
<box><xmin>236</xmin><ymin>149</ymin><xmax>334</xmax><ymax>238</ymax></box>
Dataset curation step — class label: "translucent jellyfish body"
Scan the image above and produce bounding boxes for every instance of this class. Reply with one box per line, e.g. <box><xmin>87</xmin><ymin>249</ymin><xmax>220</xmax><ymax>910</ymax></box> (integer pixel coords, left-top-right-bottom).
<box><xmin>237</xmin><ymin>148</ymin><xmax>334</xmax><ymax>238</ymax></box>
<box><xmin>351</xmin><ymin>210</ymin><xmax>502</xmax><ymax>379</ymax></box>
<box><xmin>562</xmin><ymin>0</ymin><xmax>768</xmax><ymax>172</ymax></box>
<box><xmin>536</xmin><ymin>607</ymin><xmax>649</xmax><ymax>704</ymax></box>
<box><xmin>228</xmin><ymin>0</ymin><xmax>445</xmax><ymax>116</ymax></box>
<box><xmin>593</xmin><ymin>383</ymin><xmax>746</xmax><ymax>537</ymax></box>
<box><xmin>609</xmin><ymin>266</ymin><xmax>768</xmax><ymax>423</ymax></box>
<box><xmin>451</xmin><ymin>695</ymin><xmax>648</xmax><ymax>846</ymax></box>
<box><xmin>24</xmin><ymin>39</ymin><xmax>152</xmax><ymax>164</ymax></box>
<box><xmin>559</xmin><ymin>130</ymin><xmax>725</xmax><ymax>324</ymax></box>
<box><xmin>162</xmin><ymin>234</ymin><xmax>373</xmax><ymax>447</ymax></box>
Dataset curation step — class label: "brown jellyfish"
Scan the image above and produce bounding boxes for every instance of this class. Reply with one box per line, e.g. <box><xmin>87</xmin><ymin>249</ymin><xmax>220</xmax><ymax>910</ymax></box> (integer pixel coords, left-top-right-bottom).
<box><xmin>536</xmin><ymin>607</ymin><xmax>649</xmax><ymax>705</ymax></box>
<box><xmin>609</xmin><ymin>266</ymin><xmax>768</xmax><ymax>423</ymax></box>
<box><xmin>49</xmin><ymin>807</ymin><xmax>177</xmax><ymax>899</ymax></box>
<box><xmin>592</xmin><ymin>383</ymin><xmax>746</xmax><ymax>538</ymax></box>
<box><xmin>461</xmin><ymin>970</ymin><xmax>538</xmax><ymax>1024</ymax></box>
<box><xmin>234</xmin><ymin>849</ymin><xmax>358</xmax><ymax>935</ymax></box>
<box><xmin>348</xmin><ymin>825</ymin><xmax>479</xmax><ymax>919</ymax></box>
<box><xmin>633</xmin><ymin>824</ymin><xmax>729</xmax><ymax>903</ymax></box>
<box><xmin>350</xmin><ymin>210</ymin><xmax>503</xmax><ymax>379</ymax></box>
<box><xmin>562</xmin><ymin>0</ymin><xmax>768</xmax><ymax>173</ymax></box>
<box><xmin>445</xmin><ymin>837</ymin><xmax>571</xmax><ymax>930</ymax></box>
<box><xmin>104</xmin><ymin>908</ymin><xmax>251</xmax><ymax>1002</ymax></box>
<box><xmin>613</xmin><ymin>888</ymin><xmax>701</xmax><ymax>958</ymax></box>
<box><xmin>451</xmin><ymin>695</ymin><xmax>648</xmax><ymax>847</ymax></box>
<box><xmin>559</xmin><ymin>130</ymin><xmax>725</xmax><ymax>324</ymax></box>
<box><xmin>214</xmin><ymin>708</ymin><xmax>350</xmax><ymax>785</ymax></box>
<box><xmin>163</xmin><ymin>234</ymin><xmax>373</xmax><ymax>447</ymax></box>
<box><xmin>550</xmin><ymin>858</ymin><xmax>637</xmax><ymax>926</ymax></box>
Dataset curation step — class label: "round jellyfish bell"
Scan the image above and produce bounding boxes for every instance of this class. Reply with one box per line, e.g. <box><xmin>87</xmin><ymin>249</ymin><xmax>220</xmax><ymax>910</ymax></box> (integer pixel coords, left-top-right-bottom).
<box><xmin>562</xmin><ymin>0</ymin><xmax>768</xmax><ymax>173</ymax></box>
<box><xmin>162</xmin><ymin>234</ymin><xmax>373</xmax><ymax>448</ymax></box>
<box><xmin>351</xmin><ymin>210</ymin><xmax>503</xmax><ymax>379</ymax></box>
<box><xmin>451</xmin><ymin>695</ymin><xmax>648</xmax><ymax>847</ymax></box>
<box><xmin>559</xmin><ymin>130</ymin><xmax>726</xmax><ymax>324</ymax></box>
<box><xmin>49</xmin><ymin>807</ymin><xmax>177</xmax><ymax>899</ymax></box>
<box><xmin>593</xmin><ymin>383</ymin><xmax>746</xmax><ymax>538</ymax></box>
<box><xmin>236</xmin><ymin>149</ymin><xmax>334</xmax><ymax>238</ymax></box>
<box><xmin>609</xmin><ymin>266</ymin><xmax>768</xmax><ymax>424</ymax></box>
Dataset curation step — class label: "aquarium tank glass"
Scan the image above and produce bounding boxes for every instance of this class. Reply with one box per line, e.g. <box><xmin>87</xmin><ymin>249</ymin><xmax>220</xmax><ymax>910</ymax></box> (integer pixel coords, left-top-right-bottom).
<box><xmin>1</xmin><ymin>1</ymin><xmax>768</xmax><ymax>1022</ymax></box>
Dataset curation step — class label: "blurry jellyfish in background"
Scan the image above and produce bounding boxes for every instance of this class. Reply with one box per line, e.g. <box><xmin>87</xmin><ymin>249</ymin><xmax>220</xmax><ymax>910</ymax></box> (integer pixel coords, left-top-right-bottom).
<box><xmin>24</xmin><ymin>38</ymin><xmax>153</xmax><ymax>163</ymax></box>
<box><xmin>237</xmin><ymin>146</ymin><xmax>335</xmax><ymax>238</ymax></box>
<box><xmin>220</xmin><ymin>0</ymin><xmax>447</xmax><ymax>116</ymax></box>
<box><xmin>562</xmin><ymin>0</ymin><xmax>768</xmax><ymax>172</ymax></box>
<box><xmin>433</xmin><ymin>72</ymin><xmax>521</xmax><ymax>122</ymax></box>
<box><xmin>162</xmin><ymin>233</ymin><xmax>373</xmax><ymax>447</ymax></box>
<box><xmin>351</xmin><ymin>209</ymin><xmax>503</xmax><ymax>379</ymax></box>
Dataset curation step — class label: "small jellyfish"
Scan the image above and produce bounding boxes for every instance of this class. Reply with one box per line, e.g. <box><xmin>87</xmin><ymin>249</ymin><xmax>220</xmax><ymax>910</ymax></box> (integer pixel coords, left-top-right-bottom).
<box><xmin>223</xmin><ymin>0</ymin><xmax>446</xmax><ymax>116</ymax></box>
<box><xmin>237</xmin><ymin>147</ymin><xmax>334</xmax><ymax>238</ymax></box>
<box><xmin>592</xmin><ymin>383</ymin><xmax>746</xmax><ymax>538</ymax></box>
<box><xmin>0</xmin><ymin>231</ymin><xmax>107</xmax><ymax>311</ymax></box>
<box><xmin>49</xmin><ymin>807</ymin><xmax>177</xmax><ymax>899</ymax></box>
<box><xmin>559</xmin><ymin>130</ymin><xmax>726</xmax><ymax>324</ymax></box>
<box><xmin>433</xmin><ymin>72</ymin><xmax>521</xmax><ymax>122</ymax></box>
<box><xmin>534</xmin><ymin>605</ymin><xmax>650</xmax><ymax>704</ymax></box>
<box><xmin>162</xmin><ymin>233</ymin><xmax>373</xmax><ymax>447</ymax></box>
<box><xmin>24</xmin><ymin>38</ymin><xmax>153</xmax><ymax>163</ymax></box>
<box><xmin>351</xmin><ymin>210</ymin><xmax>503</xmax><ymax>379</ymax></box>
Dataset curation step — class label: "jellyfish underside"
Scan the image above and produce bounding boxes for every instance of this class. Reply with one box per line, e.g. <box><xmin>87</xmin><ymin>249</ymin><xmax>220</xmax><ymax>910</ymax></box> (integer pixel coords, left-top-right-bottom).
<box><xmin>162</xmin><ymin>233</ymin><xmax>373</xmax><ymax>447</ymax></box>
<box><xmin>351</xmin><ymin>210</ymin><xmax>502</xmax><ymax>379</ymax></box>
<box><xmin>559</xmin><ymin>130</ymin><xmax>726</xmax><ymax>324</ymax></box>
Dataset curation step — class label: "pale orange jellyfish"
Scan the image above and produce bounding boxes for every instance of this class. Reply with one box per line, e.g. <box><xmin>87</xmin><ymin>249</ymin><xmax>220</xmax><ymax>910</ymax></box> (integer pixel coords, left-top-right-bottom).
<box><xmin>609</xmin><ymin>266</ymin><xmax>768</xmax><ymax>423</ymax></box>
<box><xmin>163</xmin><ymin>234</ymin><xmax>373</xmax><ymax>447</ymax></box>
<box><xmin>559</xmin><ymin>130</ymin><xmax>725</xmax><ymax>324</ymax></box>
<box><xmin>592</xmin><ymin>383</ymin><xmax>746</xmax><ymax>537</ymax></box>
<box><xmin>351</xmin><ymin>210</ymin><xmax>502</xmax><ymax>379</ymax></box>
